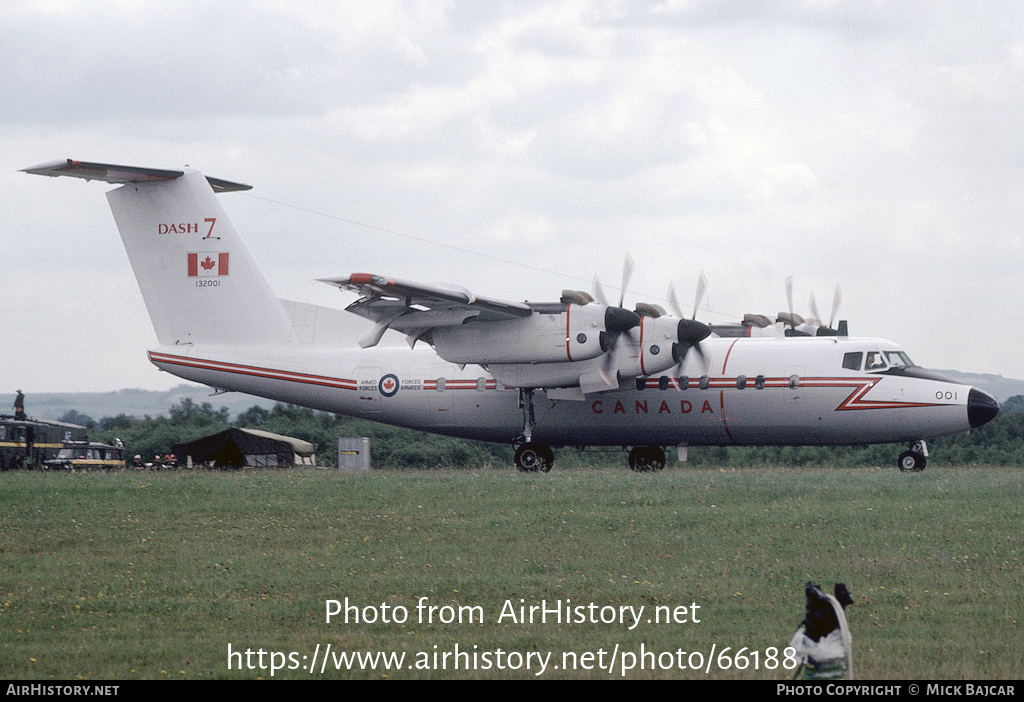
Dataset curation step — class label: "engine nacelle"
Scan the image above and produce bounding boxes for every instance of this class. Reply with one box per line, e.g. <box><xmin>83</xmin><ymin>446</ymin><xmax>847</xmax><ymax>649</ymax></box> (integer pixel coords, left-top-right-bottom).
<box><xmin>612</xmin><ymin>315</ymin><xmax>686</xmax><ymax>379</ymax></box>
<box><xmin>486</xmin><ymin>314</ymin><xmax>712</xmax><ymax>392</ymax></box>
<box><xmin>431</xmin><ymin>304</ymin><xmax>637</xmax><ymax>365</ymax></box>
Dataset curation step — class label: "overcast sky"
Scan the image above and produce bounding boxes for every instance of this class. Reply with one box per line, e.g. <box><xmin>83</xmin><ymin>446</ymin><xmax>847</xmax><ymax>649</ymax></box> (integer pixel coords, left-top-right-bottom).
<box><xmin>2</xmin><ymin>0</ymin><xmax>1022</xmax><ymax>396</ymax></box>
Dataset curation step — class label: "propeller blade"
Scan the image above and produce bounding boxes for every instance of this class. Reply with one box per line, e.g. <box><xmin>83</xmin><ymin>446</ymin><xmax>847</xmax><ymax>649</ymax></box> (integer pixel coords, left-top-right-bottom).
<box><xmin>599</xmin><ymin>330</ymin><xmax>631</xmax><ymax>386</ymax></box>
<box><xmin>619</xmin><ymin>253</ymin><xmax>635</xmax><ymax>308</ymax></box>
<box><xmin>830</xmin><ymin>285</ymin><xmax>843</xmax><ymax>328</ymax></box>
<box><xmin>778</xmin><ymin>276</ymin><xmax>806</xmax><ymax>329</ymax></box>
<box><xmin>809</xmin><ymin>291</ymin><xmax>821</xmax><ymax>326</ymax></box>
<box><xmin>692</xmin><ymin>271</ymin><xmax>707</xmax><ymax>320</ymax></box>
<box><xmin>670</xmin><ymin>341</ymin><xmax>709</xmax><ymax>383</ymax></box>
<box><xmin>690</xmin><ymin>341</ymin><xmax>709</xmax><ymax>375</ymax></box>
<box><xmin>786</xmin><ymin>275</ymin><xmax>794</xmax><ymax>319</ymax></box>
<box><xmin>591</xmin><ymin>274</ymin><xmax>608</xmax><ymax>307</ymax></box>
<box><xmin>667</xmin><ymin>282</ymin><xmax>683</xmax><ymax>319</ymax></box>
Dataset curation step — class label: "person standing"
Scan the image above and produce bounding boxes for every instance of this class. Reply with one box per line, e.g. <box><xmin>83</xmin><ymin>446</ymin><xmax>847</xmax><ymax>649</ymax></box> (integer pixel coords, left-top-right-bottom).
<box><xmin>13</xmin><ymin>390</ymin><xmax>25</xmax><ymax>420</ymax></box>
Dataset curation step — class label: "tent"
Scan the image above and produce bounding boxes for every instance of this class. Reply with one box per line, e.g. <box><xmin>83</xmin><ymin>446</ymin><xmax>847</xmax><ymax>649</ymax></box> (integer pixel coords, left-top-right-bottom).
<box><xmin>173</xmin><ymin>428</ymin><xmax>316</xmax><ymax>468</ymax></box>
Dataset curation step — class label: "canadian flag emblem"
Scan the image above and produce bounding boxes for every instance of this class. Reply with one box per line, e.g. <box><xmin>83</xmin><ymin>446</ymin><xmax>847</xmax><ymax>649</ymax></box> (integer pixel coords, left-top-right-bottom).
<box><xmin>188</xmin><ymin>252</ymin><xmax>230</xmax><ymax>277</ymax></box>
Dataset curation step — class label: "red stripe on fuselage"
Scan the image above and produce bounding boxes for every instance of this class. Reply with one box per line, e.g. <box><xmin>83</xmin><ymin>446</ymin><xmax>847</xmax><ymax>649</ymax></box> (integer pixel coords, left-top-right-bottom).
<box><xmin>148</xmin><ymin>351</ymin><xmax>358</xmax><ymax>390</ymax></box>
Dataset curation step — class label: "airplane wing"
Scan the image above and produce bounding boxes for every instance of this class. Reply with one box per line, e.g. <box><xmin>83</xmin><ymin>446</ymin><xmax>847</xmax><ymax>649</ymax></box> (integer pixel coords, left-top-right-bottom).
<box><xmin>319</xmin><ymin>273</ymin><xmax>533</xmax><ymax>348</ymax></box>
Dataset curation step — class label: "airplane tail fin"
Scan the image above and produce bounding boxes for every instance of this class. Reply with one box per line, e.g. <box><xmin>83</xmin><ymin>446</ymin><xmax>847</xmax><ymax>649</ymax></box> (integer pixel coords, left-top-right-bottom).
<box><xmin>23</xmin><ymin>160</ymin><xmax>294</xmax><ymax>347</ymax></box>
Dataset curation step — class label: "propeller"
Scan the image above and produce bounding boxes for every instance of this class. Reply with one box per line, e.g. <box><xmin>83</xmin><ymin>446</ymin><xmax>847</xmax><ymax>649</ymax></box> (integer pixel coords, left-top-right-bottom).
<box><xmin>778</xmin><ymin>275</ymin><xmax>806</xmax><ymax>333</ymax></box>
<box><xmin>781</xmin><ymin>278</ymin><xmax>843</xmax><ymax>336</ymax></box>
<box><xmin>810</xmin><ymin>284</ymin><xmax>844</xmax><ymax>335</ymax></box>
<box><xmin>667</xmin><ymin>273</ymin><xmax>712</xmax><ymax>377</ymax></box>
<box><xmin>590</xmin><ymin>255</ymin><xmax>642</xmax><ymax>388</ymax></box>
<box><xmin>593</xmin><ymin>259</ymin><xmax>712</xmax><ymax>388</ymax></box>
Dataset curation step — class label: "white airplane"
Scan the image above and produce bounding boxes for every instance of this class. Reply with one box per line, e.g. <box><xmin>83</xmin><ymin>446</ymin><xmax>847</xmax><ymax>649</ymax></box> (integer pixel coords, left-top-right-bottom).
<box><xmin>23</xmin><ymin>159</ymin><xmax>1000</xmax><ymax>473</ymax></box>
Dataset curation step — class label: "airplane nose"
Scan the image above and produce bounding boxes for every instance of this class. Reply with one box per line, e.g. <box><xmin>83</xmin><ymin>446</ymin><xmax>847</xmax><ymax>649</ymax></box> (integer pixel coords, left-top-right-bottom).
<box><xmin>968</xmin><ymin>388</ymin><xmax>1000</xmax><ymax>429</ymax></box>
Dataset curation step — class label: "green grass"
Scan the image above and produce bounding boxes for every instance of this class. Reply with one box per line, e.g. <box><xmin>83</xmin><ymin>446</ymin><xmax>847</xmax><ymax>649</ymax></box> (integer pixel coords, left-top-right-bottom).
<box><xmin>1</xmin><ymin>466</ymin><xmax>1021</xmax><ymax>679</ymax></box>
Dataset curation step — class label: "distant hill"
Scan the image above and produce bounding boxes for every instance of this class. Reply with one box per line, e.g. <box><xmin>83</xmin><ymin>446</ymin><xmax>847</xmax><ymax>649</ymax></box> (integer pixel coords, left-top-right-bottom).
<box><xmin>21</xmin><ymin>384</ymin><xmax>276</xmax><ymax>424</ymax></box>
<box><xmin>931</xmin><ymin>371</ymin><xmax>1024</xmax><ymax>404</ymax></box>
<box><xmin>17</xmin><ymin>370</ymin><xmax>1024</xmax><ymax>425</ymax></box>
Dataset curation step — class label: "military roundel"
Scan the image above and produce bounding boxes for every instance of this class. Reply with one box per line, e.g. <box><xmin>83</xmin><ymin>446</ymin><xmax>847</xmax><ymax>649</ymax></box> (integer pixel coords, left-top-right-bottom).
<box><xmin>379</xmin><ymin>374</ymin><xmax>400</xmax><ymax>397</ymax></box>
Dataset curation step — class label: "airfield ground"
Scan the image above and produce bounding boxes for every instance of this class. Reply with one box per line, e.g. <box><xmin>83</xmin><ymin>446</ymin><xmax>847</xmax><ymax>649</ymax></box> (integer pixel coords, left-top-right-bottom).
<box><xmin>1</xmin><ymin>466</ymin><xmax>1020</xmax><ymax>679</ymax></box>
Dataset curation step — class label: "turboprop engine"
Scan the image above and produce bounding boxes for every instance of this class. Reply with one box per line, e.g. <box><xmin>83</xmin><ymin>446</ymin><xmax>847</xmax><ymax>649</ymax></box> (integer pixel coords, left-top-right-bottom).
<box><xmin>485</xmin><ymin>310</ymin><xmax>712</xmax><ymax>393</ymax></box>
<box><xmin>430</xmin><ymin>301</ymin><xmax>640</xmax><ymax>364</ymax></box>
<box><xmin>608</xmin><ymin>314</ymin><xmax>710</xmax><ymax>379</ymax></box>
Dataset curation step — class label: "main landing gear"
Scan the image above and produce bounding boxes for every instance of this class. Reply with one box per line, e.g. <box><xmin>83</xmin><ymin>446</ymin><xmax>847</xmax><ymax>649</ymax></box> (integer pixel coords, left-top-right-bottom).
<box><xmin>628</xmin><ymin>446</ymin><xmax>666</xmax><ymax>472</ymax></box>
<box><xmin>515</xmin><ymin>388</ymin><xmax>554</xmax><ymax>472</ymax></box>
<box><xmin>514</xmin><ymin>442</ymin><xmax>554</xmax><ymax>472</ymax></box>
<box><xmin>513</xmin><ymin>389</ymin><xmax>665</xmax><ymax>473</ymax></box>
<box><xmin>898</xmin><ymin>440</ymin><xmax>927</xmax><ymax>472</ymax></box>
<box><xmin>516</xmin><ymin>390</ymin><xmax>557</xmax><ymax>472</ymax></box>
<box><xmin>513</xmin><ymin>442</ymin><xmax>667</xmax><ymax>472</ymax></box>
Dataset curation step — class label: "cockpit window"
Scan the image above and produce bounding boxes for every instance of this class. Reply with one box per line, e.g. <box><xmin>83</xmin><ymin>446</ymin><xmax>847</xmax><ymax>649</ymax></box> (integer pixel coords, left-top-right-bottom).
<box><xmin>842</xmin><ymin>352</ymin><xmax>863</xmax><ymax>371</ymax></box>
<box><xmin>865</xmin><ymin>351</ymin><xmax>887</xmax><ymax>370</ymax></box>
<box><xmin>856</xmin><ymin>349</ymin><xmax>916</xmax><ymax>372</ymax></box>
<box><xmin>884</xmin><ymin>350</ymin><xmax>914</xmax><ymax>368</ymax></box>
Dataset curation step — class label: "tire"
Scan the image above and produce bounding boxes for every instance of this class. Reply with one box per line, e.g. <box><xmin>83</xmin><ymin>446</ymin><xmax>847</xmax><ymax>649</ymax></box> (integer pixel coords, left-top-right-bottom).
<box><xmin>898</xmin><ymin>450</ymin><xmax>926</xmax><ymax>472</ymax></box>
<box><xmin>629</xmin><ymin>446</ymin><xmax>666</xmax><ymax>472</ymax></box>
<box><xmin>515</xmin><ymin>442</ymin><xmax>554</xmax><ymax>473</ymax></box>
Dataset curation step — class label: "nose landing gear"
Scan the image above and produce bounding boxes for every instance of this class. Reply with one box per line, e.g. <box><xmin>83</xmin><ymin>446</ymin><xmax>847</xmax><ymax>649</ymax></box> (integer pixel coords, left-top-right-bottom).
<box><xmin>898</xmin><ymin>441</ymin><xmax>927</xmax><ymax>472</ymax></box>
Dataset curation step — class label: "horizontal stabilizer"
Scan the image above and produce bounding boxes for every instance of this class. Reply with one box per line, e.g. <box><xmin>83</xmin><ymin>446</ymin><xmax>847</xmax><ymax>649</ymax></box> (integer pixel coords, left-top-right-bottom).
<box><xmin>21</xmin><ymin>159</ymin><xmax>252</xmax><ymax>193</ymax></box>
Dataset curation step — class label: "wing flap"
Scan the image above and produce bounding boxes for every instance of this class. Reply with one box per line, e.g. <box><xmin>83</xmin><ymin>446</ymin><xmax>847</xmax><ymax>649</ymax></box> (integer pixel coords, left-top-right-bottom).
<box><xmin>320</xmin><ymin>274</ymin><xmax>532</xmax><ymax>322</ymax></box>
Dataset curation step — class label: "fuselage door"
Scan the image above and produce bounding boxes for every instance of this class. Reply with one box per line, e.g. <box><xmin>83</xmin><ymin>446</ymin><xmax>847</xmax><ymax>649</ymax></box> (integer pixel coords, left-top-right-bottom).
<box><xmin>355</xmin><ymin>367</ymin><xmax>383</xmax><ymax>413</ymax></box>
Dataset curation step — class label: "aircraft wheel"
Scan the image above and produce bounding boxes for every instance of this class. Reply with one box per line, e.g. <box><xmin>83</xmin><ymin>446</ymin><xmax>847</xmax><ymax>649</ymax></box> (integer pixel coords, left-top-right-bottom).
<box><xmin>898</xmin><ymin>450</ymin><xmax>926</xmax><ymax>472</ymax></box>
<box><xmin>515</xmin><ymin>443</ymin><xmax>554</xmax><ymax>473</ymax></box>
<box><xmin>629</xmin><ymin>446</ymin><xmax>666</xmax><ymax>472</ymax></box>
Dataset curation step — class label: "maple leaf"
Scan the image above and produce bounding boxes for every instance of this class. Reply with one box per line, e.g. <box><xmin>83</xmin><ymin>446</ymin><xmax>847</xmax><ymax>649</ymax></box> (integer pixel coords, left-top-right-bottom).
<box><xmin>201</xmin><ymin>256</ymin><xmax>216</xmax><ymax>271</ymax></box>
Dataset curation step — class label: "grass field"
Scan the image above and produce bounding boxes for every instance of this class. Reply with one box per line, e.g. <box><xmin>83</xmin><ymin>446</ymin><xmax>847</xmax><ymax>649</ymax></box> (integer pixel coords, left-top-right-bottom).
<box><xmin>1</xmin><ymin>465</ymin><xmax>1021</xmax><ymax>680</ymax></box>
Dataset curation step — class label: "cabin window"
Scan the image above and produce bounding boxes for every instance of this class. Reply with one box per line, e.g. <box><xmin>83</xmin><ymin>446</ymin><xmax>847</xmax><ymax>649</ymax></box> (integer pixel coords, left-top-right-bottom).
<box><xmin>755</xmin><ymin>375</ymin><xmax>765</xmax><ymax>390</ymax></box>
<box><xmin>843</xmin><ymin>352</ymin><xmax>863</xmax><ymax>371</ymax></box>
<box><xmin>436</xmin><ymin>378</ymin><xmax>446</xmax><ymax>391</ymax></box>
<box><xmin>789</xmin><ymin>375</ymin><xmax>800</xmax><ymax>389</ymax></box>
<box><xmin>699</xmin><ymin>375</ymin><xmax>710</xmax><ymax>390</ymax></box>
<box><xmin>476</xmin><ymin>378</ymin><xmax>487</xmax><ymax>391</ymax></box>
<box><xmin>736</xmin><ymin>375</ymin><xmax>747</xmax><ymax>389</ymax></box>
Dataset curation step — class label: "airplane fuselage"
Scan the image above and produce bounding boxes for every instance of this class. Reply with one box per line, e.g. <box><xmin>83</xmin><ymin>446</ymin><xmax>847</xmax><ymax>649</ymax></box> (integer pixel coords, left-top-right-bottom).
<box><xmin>147</xmin><ymin>333</ymin><xmax>990</xmax><ymax>450</ymax></box>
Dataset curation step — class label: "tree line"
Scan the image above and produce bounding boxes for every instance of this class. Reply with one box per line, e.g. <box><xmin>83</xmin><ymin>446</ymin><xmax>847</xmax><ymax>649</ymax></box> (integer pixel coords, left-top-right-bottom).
<box><xmin>62</xmin><ymin>395</ymin><xmax>1024</xmax><ymax>470</ymax></box>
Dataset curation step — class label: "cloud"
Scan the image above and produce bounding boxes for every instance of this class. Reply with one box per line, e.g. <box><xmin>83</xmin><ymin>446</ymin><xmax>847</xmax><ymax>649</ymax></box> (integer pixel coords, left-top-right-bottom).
<box><xmin>2</xmin><ymin>0</ymin><xmax>1022</xmax><ymax>392</ymax></box>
